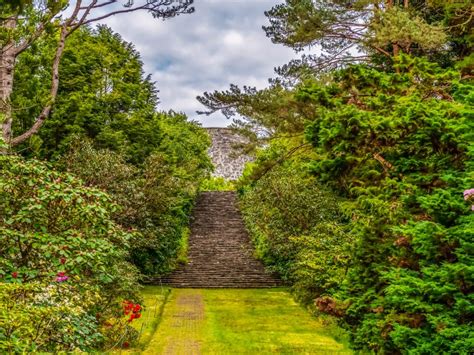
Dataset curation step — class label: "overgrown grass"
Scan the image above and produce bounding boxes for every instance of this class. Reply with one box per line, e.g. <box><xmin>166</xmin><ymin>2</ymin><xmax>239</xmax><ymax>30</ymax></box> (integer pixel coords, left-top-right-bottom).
<box><xmin>199</xmin><ymin>176</ymin><xmax>235</xmax><ymax>191</ymax></box>
<box><xmin>143</xmin><ymin>288</ymin><xmax>352</xmax><ymax>354</ymax></box>
<box><xmin>175</xmin><ymin>227</ymin><xmax>190</xmax><ymax>265</ymax></box>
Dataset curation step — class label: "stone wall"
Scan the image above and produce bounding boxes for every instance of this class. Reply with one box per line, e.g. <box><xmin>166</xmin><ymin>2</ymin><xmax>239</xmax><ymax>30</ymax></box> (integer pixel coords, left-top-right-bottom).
<box><xmin>207</xmin><ymin>128</ymin><xmax>252</xmax><ymax>181</ymax></box>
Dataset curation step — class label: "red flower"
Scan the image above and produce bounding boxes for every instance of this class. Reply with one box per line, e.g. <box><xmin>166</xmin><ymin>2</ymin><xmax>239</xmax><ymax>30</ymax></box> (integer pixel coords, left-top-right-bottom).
<box><xmin>11</xmin><ymin>272</ymin><xmax>18</xmax><ymax>278</ymax></box>
<box><xmin>122</xmin><ymin>341</ymin><xmax>130</xmax><ymax>348</ymax></box>
<box><xmin>123</xmin><ymin>300</ymin><xmax>141</xmax><ymax>322</ymax></box>
<box><xmin>60</xmin><ymin>257</ymin><xmax>66</xmax><ymax>264</ymax></box>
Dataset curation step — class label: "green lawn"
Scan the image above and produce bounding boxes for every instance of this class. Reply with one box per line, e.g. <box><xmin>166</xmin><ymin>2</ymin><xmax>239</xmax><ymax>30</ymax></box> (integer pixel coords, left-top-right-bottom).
<box><xmin>139</xmin><ymin>287</ymin><xmax>352</xmax><ymax>354</ymax></box>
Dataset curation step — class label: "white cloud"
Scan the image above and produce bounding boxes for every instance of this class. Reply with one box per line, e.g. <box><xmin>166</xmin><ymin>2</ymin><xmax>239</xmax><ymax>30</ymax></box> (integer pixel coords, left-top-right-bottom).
<box><xmin>100</xmin><ymin>0</ymin><xmax>296</xmax><ymax>127</ymax></box>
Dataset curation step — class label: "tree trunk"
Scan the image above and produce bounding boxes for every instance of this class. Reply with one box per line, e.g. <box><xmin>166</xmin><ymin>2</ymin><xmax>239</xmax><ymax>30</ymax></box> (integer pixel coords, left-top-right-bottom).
<box><xmin>10</xmin><ymin>25</ymin><xmax>68</xmax><ymax>146</ymax></box>
<box><xmin>0</xmin><ymin>18</ymin><xmax>17</xmax><ymax>144</ymax></box>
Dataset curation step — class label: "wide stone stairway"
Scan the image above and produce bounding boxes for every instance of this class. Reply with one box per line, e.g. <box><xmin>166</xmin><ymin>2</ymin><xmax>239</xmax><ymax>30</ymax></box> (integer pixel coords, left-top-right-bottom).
<box><xmin>161</xmin><ymin>191</ymin><xmax>281</xmax><ymax>288</ymax></box>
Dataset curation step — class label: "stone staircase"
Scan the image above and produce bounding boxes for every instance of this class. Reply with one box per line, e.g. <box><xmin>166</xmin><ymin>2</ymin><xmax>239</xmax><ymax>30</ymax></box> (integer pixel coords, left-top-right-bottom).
<box><xmin>160</xmin><ymin>191</ymin><xmax>281</xmax><ymax>288</ymax></box>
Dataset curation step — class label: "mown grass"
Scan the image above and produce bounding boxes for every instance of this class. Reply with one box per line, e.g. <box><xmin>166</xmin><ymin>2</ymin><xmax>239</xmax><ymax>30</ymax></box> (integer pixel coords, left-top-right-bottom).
<box><xmin>201</xmin><ymin>288</ymin><xmax>351</xmax><ymax>354</ymax></box>
<box><xmin>141</xmin><ymin>288</ymin><xmax>352</xmax><ymax>354</ymax></box>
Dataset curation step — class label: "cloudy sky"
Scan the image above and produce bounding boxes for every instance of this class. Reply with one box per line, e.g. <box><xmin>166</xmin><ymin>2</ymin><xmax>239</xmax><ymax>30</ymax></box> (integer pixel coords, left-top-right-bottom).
<box><xmin>100</xmin><ymin>0</ymin><xmax>296</xmax><ymax>127</ymax></box>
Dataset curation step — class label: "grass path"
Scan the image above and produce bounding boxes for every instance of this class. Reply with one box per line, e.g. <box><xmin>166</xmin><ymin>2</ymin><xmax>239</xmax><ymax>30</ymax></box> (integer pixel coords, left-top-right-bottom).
<box><xmin>140</xmin><ymin>287</ymin><xmax>351</xmax><ymax>354</ymax></box>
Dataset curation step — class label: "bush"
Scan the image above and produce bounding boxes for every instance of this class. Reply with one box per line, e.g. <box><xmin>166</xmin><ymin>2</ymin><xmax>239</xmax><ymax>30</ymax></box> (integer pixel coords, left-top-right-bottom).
<box><xmin>61</xmin><ymin>114</ymin><xmax>212</xmax><ymax>275</ymax></box>
<box><xmin>300</xmin><ymin>57</ymin><xmax>474</xmax><ymax>353</ymax></box>
<box><xmin>237</xmin><ymin>56</ymin><xmax>473</xmax><ymax>354</ymax></box>
<box><xmin>239</xmin><ymin>161</ymin><xmax>352</xmax><ymax>303</ymax></box>
<box><xmin>0</xmin><ymin>155</ymin><xmax>141</xmax><ymax>352</ymax></box>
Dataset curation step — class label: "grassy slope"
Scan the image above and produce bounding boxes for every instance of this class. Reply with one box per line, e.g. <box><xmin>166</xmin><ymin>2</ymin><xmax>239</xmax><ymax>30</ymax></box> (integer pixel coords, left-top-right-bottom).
<box><xmin>142</xmin><ymin>288</ymin><xmax>352</xmax><ymax>354</ymax></box>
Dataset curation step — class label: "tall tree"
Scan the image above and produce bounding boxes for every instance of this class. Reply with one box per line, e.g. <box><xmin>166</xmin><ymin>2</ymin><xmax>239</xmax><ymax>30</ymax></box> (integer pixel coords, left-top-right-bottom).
<box><xmin>12</xmin><ymin>25</ymin><xmax>159</xmax><ymax>161</ymax></box>
<box><xmin>263</xmin><ymin>0</ymin><xmax>471</xmax><ymax>79</ymax></box>
<box><xmin>0</xmin><ymin>0</ymin><xmax>193</xmax><ymax>148</ymax></box>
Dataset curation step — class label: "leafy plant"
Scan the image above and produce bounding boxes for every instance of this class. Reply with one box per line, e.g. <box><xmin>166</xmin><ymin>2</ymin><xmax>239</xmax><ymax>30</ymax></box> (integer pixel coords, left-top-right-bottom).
<box><xmin>239</xmin><ymin>158</ymin><xmax>351</xmax><ymax>304</ymax></box>
<box><xmin>299</xmin><ymin>57</ymin><xmax>474</xmax><ymax>353</ymax></box>
<box><xmin>0</xmin><ymin>154</ymin><xmax>141</xmax><ymax>352</ymax></box>
<box><xmin>61</xmin><ymin>113</ymin><xmax>212</xmax><ymax>275</ymax></box>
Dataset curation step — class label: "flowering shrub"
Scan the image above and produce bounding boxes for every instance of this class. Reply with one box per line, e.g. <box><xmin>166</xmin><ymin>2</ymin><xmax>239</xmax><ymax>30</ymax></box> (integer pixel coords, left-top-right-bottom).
<box><xmin>0</xmin><ymin>155</ymin><xmax>141</xmax><ymax>352</ymax></box>
<box><xmin>123</xmin><ymin>300</ymin><xmax>142</xmax><ymax>322</ymax></box>
<box><xmin>464</xmin><ymin>189</ymin><xmax>474</xmax><ymax>210</ymax></box>
<box><xmin>97</xmin><ymin>300</ymin><xmax>143</xmax><ymax>349</ymax></box>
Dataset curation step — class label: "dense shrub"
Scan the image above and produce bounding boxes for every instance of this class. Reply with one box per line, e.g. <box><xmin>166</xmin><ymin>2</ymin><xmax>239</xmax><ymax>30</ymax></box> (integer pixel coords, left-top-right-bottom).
<box><xmin>239</xmin><ymin>159</ymin><xmax>352</xmax><ymax>304</ymax></box>
<box><xmin>298</xmin><ymin>57</ymin><xmax>474</xmax><ymax>353</ymax></box>
<box><xmin>61</xmin><ymin>113</ymin><xmax>212</xmax><ymax>275</ymax></box>
<box><xmin>0</xmin><ymin>154</ymin><xmax>141</xmax><ymax>352</ymax></box>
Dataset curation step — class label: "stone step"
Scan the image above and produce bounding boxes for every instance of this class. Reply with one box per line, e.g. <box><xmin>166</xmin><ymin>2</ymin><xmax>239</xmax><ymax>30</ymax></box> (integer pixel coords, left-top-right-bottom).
<box><xmin>155</xmin><ymin>191</ymin><xmax>282</xmax><ymax>288</ymax></box>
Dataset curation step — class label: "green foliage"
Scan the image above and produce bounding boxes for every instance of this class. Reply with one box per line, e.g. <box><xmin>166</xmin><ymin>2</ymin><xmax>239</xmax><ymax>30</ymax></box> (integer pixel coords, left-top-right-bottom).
<box><xmin>176</xmin><ymin>228</ymin><xmax>190</xmax><ymax>265</ymax></box>
<box><xmin>61</xmin><ymin>113</ymin><xmax>212</xmax><ymax>275</ymax></box>
<box><xmin>200</xmin><ymin>176</ymin><xmax>235</xmax><ymax>191</ymax></box>
<box><xmin>0</xmin><ymin>154</ymin><xmax>140</xmax><ymax>352</ymax></box>
<box><xmin>262</xmin><ymin>0</ymin><xmax>472</xmax><ymax>77</ymax></box>
<box><xmin>239</xmin><ymin>155</ymin><xmax>352</xmax><ymax>304</ymax></box>
<box><xmin>12</xmin><ymin>25</ymin><xmax>159</xmax><ymax>162</ymax></box>
<box><xmin>298</xmin><ymin>56</ymin><xmax>473</xmax><ymax>353</ymax></box>
<box><xmin>198</xmin><ymin>83</ymin><xmax>308</xmax><ymax>138</ymax></box>
<box><xmin>236</xmin><ymin>56</ymin><xmax>473</xmax><ymax>353</ymax></box>
<box><xmin>368</xmin><ymin>7</ymin><xmax>447</xmax><ymax>52</ymax></box>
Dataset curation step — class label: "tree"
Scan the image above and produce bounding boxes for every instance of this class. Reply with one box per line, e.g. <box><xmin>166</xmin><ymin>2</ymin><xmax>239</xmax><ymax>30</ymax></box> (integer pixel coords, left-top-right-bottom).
<box><xmin>263</xmin><ymin>0</ymin><xmax>470</xmax><ymax>79</ymax></box>
<box><xmin>1</xmin><ymin>0</ymin><xmax>193</xmax><ymax>147</ymax></box>
<box><xmin>11</xmin><ymin>25</ymin><xmax>159</xmax><ymax>161</ymax></box>
<box><xmin>198</xmin><ymin>83</ymin><xmax>309</xmax><ymax>136</ymax></box>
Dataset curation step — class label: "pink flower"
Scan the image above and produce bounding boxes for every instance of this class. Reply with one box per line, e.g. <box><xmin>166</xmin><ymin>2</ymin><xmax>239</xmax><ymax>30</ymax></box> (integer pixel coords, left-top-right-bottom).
<box><xmin>464</xmin><ymin>189</ymin><xmax>474</xmax><ymax>211</ymax></box>
<box><xmin>463</xmin><ymin>189</ymin><xmax>474</xmax><ymax>201</ymax></box>
<box><xmin>56</xmin><ymin>272</ymin><xmax>69</xmax><ymax>282</ymax></box>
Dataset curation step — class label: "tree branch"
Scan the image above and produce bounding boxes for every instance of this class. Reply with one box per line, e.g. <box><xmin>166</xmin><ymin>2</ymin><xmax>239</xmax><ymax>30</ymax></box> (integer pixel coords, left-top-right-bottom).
<box><xmin>80</xmin><ymin>0</ymin><xmax>116</xmax><ymax>10</ymax></box>
<box><xmin>81</xmin><ymin>4</ymin><xmax>151</xmax><ymax>24</ymax></box>
<box><xmin>69</xmin><ymin>0</ymin><xmax>99</xmax><ymax>33</ymax></box>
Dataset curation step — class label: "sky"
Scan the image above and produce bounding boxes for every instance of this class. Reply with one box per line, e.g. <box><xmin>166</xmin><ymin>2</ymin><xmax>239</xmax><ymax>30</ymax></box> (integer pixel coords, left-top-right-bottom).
<box><xmin>100</xmin><ymin>0</ymin><xmax>297</xmax><ymax>127</ymax></box>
